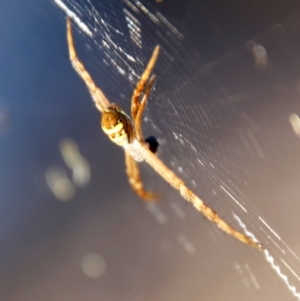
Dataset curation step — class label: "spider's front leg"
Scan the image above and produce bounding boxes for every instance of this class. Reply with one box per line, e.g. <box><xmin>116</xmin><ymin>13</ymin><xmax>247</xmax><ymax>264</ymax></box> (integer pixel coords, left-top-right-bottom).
<box><xmin>131</xmin><ymin>46</ymin><xmax>160</xmax><ymax>142</ymax></box>
<box><xmin>66</xmin><ymin>18</ymin><xmax>111</xmax><ymax>112</ymax></box>
<box><xmin>125</xmin><ymin>46</ymin><xmax>161</xmax><ymax>201</ymax></box>
<box><xmin>134</xmin><ymin>75</ymin><xmax>156</xmax><ymax>142</ymax></box>
<box><xmin>102</xmin><ymin>46</ymin><xmax>161</xmax><ymax>202</ymax></box>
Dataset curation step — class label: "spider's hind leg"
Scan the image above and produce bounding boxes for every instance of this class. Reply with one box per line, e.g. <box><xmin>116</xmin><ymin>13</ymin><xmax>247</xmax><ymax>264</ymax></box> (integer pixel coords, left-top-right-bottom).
<box><xmin>125</xmin><ymin>151</ymin><xmax>159</xmax><ymax>201</ymax></box>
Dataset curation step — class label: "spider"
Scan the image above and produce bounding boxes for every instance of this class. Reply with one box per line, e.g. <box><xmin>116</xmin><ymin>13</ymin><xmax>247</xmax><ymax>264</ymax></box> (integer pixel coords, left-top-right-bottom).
<box><xmin>66</xmin><ymin>18</ymin><xmax>263</xmax><ymax>251</ymax></box>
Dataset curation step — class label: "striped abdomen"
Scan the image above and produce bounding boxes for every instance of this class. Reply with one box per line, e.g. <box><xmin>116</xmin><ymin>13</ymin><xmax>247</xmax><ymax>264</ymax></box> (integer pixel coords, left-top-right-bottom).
<box><xmin>101</xmin><ymin>104</ymin><xmax>134</xmax><ymax>146</ymax></box>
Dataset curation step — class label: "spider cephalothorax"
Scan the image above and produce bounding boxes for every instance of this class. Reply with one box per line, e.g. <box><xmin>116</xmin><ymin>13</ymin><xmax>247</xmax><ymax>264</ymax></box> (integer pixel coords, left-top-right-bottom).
<box><xmin>66</xmin><ymin>18</ymin><xmax>263</xmax><ymax>250</ymax></box>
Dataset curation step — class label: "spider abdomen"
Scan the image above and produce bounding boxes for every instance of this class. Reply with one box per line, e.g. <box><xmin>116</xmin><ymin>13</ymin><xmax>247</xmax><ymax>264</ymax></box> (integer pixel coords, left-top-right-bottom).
<box><xmin>101</xmin><ymin>104</ymin><xmax>134</xmax><ymax>146</ymax></box>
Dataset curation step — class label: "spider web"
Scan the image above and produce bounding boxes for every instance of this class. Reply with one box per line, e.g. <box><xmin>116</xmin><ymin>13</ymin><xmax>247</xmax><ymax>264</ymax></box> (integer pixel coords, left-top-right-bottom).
<box><xmin>2</xmin><ymin>0</ymin><xmax>300</xmax><ymax>300</ymax></box>
<box><xmin>51</xmin><ymin>0</ymin><xmax>300</xmax><ymax>300</ymax></box>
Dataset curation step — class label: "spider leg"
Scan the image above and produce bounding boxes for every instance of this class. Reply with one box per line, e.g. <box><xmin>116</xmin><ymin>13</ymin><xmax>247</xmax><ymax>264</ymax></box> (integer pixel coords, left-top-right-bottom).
<box><xmin>142</xmin><ymin>146</ymin><xmax>263</xmax><ymax>250</ymax></box>
<box><xmin>66</xmin><ymin>18</ymin><xmax>110</xmax><ymax>112</ymax></box>
<box><xmin>131</xmin><ymin>46</ymin><xmax>160</xmax><ymax>121</ymax></box>
<box><xmin>179</xmin><ymin>185</ymin><xmax>263</xmax><ymax>250</ymax></box>
<box><xmin>134</xmin><ymin>75</ymin><xmax>156</xmax><ymax>142</ymax></box>
<box><xmin>125</xmin><ymin>151</ymin><xmax>159</xmax><ymax>201</ymax></box>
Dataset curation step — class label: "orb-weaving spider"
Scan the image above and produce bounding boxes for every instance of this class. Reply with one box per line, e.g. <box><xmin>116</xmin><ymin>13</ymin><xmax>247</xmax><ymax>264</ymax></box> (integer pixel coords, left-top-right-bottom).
<box><xmin>66</xmin><ymin>18</ymin><xmax>263</xmax><ymax>250</ymax></box>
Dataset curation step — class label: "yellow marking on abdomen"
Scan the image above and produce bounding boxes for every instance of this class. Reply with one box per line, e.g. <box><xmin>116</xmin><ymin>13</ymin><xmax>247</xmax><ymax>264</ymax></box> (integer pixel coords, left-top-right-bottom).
<box><xmin>102</xmin><ymin>122</ymin><xmax>124</xmax><ymax>135</ymax></box>
<box><xmin>110</xmin><ymin>132</ymin><xmax>128</xmax><ymax>145</ymax></box>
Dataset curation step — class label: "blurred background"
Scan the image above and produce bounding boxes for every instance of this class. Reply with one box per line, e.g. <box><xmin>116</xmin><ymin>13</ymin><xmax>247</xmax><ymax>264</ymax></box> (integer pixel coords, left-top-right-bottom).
<box><xmin>1</xmin><ymin>0</ymin><xmax>300</xmax><ymax>300</ymax></box>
